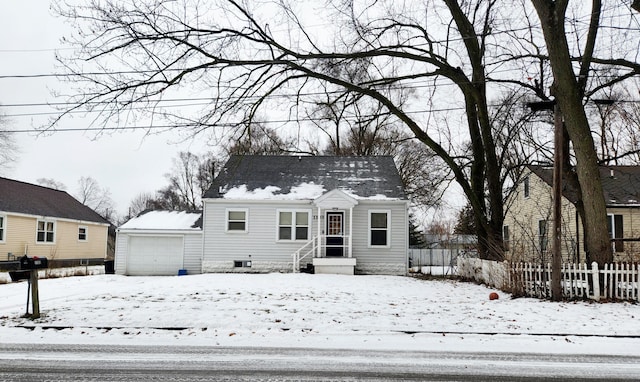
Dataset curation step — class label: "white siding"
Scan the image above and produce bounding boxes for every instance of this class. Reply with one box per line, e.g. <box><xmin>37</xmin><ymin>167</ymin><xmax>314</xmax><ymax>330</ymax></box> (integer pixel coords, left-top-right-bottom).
<box><xmin>203</xmin><ymin>199</ymin><xmax>408</xmax><ymax>275</ymax></box>
<box><xmin>203</xmin><ymin>201</ymin><xmax>314</xmax><ymax>272</ymax></box>
<box><xmin>183</xmin><ymin>233</ymin><xmax>203</xmax><ymax>274</ymax></box>
<box><xmin>114</xmin><ymin>232</ymin><xmax>128</xmax><ymax>275</ymax></box>
<box><xmin>351</xmin><ymin>201</ymin><xmax>408</xmax><ymax>275</ymax></box>
<box><xmin>115</xmin><ymin>231</ymin><xmax>202</xmax><ymax>276</ymax></box>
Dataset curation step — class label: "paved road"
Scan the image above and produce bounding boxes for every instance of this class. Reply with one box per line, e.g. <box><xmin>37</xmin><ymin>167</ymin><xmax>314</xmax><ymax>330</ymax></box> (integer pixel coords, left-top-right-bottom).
<box><xmin>1</xmin><ymin>343</ymin><xmax>639</xmax><ymax>381</ymax></box>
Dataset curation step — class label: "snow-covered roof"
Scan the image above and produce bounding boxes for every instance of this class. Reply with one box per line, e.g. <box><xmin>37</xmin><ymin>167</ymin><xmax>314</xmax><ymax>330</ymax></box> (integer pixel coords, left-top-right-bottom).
<box><xmin>119</xmin><ymin>210</ymin><xmax>202</xmax><ymax>231</ymax></box>
<box><xmin>223</xmin><ymin>183</ymin><xmax>326</xmax><ymax>200</ymax></box>
<box><xmin>205</xmin><ymin>155</ymin><xmax>406</xmax><ymax>201</ymax></box>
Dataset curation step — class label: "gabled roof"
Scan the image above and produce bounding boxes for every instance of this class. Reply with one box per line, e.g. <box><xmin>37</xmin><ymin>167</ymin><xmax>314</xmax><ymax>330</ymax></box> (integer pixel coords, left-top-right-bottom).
<box><xmin>119</xmin><ymin>210</ymin><xmax>203</xmax><ymax>230</ymax></box>
<box><xmin>0</xmin><ymin>177</ymin><xmax>110</xmax><ymax>224</ymax></box>
<box><xmin>529</xmin><ymin>165</ymin><xmax>640</xmax><ymax>206</ymax></box>
<box><xmin>203</xmin><ymin>155</ymin><xmax>406</xmax><ymax>200</ymax></box>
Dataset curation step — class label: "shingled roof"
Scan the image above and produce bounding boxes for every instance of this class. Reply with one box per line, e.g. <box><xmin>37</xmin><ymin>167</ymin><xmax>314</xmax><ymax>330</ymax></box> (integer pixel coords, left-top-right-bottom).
<box><xmin>529</xmin><ymin>165</ymin><xmax>640</xmax><ymax>206</ymax></box>
<box><xmin>0</xmin><ymin>177</ymin><xmax>111</xmax><ymax>224</ymax></box>
<box><xmin>204</xmin><ymin>155</ymin><xmax>406</xmax><ymax>200</ymax></box>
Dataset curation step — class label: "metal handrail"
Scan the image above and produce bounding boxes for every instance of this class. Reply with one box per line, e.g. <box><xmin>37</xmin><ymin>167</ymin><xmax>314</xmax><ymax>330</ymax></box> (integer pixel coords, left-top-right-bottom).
<box><xmin>292</xmin><ymin>235</ymin><xmax>353</xmax><ymax>272</ymax></box>
<box><xmin>292</xmin><ymin>236</ymin><xmax>318</xmax><ymax>273</ymax></box>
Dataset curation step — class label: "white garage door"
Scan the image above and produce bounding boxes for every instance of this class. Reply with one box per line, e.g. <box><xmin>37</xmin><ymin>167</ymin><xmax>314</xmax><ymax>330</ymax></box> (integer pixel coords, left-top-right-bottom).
<box><xmin>127</xmin><ymin>236</ymin><xmax>184</xmax><ymax>276</ymax></box>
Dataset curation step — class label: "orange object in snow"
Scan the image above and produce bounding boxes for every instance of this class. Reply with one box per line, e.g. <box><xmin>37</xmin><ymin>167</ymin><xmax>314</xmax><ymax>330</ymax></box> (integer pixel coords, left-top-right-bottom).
<box><xmin>489</xmin><ymin>292</ymin><xmax>499</xmax><ymax>300</ymax></box>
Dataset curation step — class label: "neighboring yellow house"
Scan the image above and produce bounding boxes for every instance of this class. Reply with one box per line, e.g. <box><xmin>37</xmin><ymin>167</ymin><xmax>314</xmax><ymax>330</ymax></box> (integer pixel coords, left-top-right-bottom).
<box><xmin>0</xmin><ymin>177</ymin><xmax>111</xmax><ymax>266</ymax></box>
<box><xmin>503</xmin><ymin>165</ymin><xmax>640</xmax><ymax>264</ymax></box>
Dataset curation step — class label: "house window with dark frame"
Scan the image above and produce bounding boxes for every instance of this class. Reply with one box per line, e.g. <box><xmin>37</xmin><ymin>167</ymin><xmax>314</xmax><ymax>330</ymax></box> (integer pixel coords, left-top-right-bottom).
<box><xmin>78</xmin><ymin>226</ymin><xmax>88</xmax><ymax>241</ymax></box>
<box><xmin>369</xmin><ymin>210</ymin><xmax>390</xmax><ymax>247</ymax></box>
<box><xmin>503</xmin><ymin>225</ymin><xmax>510</xmax><ymax>252</ymax></box>
<box><xmin>278</xmin><ymin>210</ymin><xmax>310</xmax><ymax>241</ymax></box>
<box><xmin>37</xmin><ymin>220</ymin><xmax>55</xmax><ymax>243</ymax></box>
<box><xmin>0</xmin><ymin>215</ymin><xmax>5</xmax><ymax>242</ymax></box>
<box><xmin>607</xmin><ymin>214</ymin><xmax>624</xmax><ymax>253</ymax></box>
<box><xmin>226</xmin><ymin>209</ymin><xmax>248</xmax><ymax>232</ymax></box>
<box><xmin>538</xmin><ymin>219</ymin><xmax>547</xmax><ymax>252</ymax></box>
<box><xmin>523</xmin><ymin>176</ymin><xmax>530</xmax><ymax>198</ymax></box>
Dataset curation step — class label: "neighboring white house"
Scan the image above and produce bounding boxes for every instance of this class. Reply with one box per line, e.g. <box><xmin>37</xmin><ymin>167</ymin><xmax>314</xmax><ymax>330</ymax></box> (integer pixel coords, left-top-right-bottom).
<box><xmin>201</xmin><ymin>155</ymin><xmax>410</xmax><ymax>275</ymax></box>
<box><xmin>114</xmin><ymin>210</ymin><xmax>203</xmax><ymax>276</ymax></box>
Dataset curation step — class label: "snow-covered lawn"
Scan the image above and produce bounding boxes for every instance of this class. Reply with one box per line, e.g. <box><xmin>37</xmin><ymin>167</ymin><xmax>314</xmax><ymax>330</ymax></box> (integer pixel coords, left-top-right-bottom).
<box><xmin>1</xmin><ymin>273</ymin><xmax>639</xmax><ymax>354</ymax></box>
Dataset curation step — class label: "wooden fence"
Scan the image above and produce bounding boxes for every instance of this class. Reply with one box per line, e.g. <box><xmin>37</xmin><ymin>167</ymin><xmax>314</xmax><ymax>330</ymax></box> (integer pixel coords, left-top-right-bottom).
<box><xmin>457</xmin><ymin>258</ymin><xmax>640</xmax><ymax>302</ymax></box>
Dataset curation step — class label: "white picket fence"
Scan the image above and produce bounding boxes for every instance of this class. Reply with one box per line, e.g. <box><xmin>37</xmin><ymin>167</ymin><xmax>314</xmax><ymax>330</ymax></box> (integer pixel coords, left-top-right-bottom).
<box><xmin>457</xmin><ymin>258</ymin><xmax>640</xmax><ymax>302</ymax></box>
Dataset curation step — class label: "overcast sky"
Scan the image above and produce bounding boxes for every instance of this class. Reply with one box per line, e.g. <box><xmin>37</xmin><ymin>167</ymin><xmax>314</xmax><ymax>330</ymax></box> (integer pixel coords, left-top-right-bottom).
<box><xmin>0</xmin><ymin>2</ymin><xmax>465</xmax><ymax>226</ymax></box>
<box><xmin>0</xmin><ymin>2</ymin><xmax>210</xmax><ymax>217</ymax></box>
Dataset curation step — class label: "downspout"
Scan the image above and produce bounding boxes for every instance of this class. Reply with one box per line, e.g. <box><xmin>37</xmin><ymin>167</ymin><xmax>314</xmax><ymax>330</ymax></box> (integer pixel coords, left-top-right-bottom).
<box><xmin>317</xmin><ymin>206</ymin><xmax>321</xmax><ymax>258</ymax></box>
<box><xmin>406</xmin><ymin>202</ymin><xmax>410</xmax><ymax>273</ymax></box>
<box><xmin>349</xmin><ymin>207</ymin><xmax>353</xmax><ymax>258</ymax></box>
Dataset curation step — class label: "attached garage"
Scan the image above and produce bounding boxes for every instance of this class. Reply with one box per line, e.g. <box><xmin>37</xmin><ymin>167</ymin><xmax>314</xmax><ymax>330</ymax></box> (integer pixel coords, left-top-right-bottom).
<box><xmin>115</xmin><ymin>211</ymin><xmax>203</xmax><ymax>276</ymax></box>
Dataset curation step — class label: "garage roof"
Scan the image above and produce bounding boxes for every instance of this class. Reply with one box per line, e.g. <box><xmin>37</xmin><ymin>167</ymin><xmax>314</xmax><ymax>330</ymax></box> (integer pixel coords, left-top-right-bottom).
<box><xmin>120</xmin><ymin>210</ymin><xmax>202</xmax><ymax>230</ymax></box>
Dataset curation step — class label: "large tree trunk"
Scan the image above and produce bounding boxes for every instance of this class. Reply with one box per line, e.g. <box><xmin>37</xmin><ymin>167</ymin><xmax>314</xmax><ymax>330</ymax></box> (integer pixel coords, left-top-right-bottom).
<box><xmin>532</xmin><ymin>0</ymin><xmax>612</xmax><ymax>266</ymax></box>
<box><xmin>445</xmin><ymin>0</ymin><xmax>504</xmax><ymax>261</ymax></box>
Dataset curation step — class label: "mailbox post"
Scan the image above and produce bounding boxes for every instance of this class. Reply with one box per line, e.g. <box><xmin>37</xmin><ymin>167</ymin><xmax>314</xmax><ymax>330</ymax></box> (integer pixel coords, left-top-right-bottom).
<box><xmin>19</xmin><ymin>256</ymin><xmax>48</xmax><ymax>319</ymax></box>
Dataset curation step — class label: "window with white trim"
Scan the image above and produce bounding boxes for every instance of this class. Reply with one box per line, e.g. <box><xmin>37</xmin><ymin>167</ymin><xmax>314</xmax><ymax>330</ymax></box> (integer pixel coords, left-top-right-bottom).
<box><xmin>278</xmin><ymin>210</ymin><xmax>310</xmax><ymax>241</ymax></box>
<box><xmin>369</xmin><ymin>210</ymin><xmax>390</xmax><ymax>247</ymax></box>
<box><xmin>37</xmin><ymin>220</ymin><xmax>55</xmax><ymax>243</ymax></box>
<box><xmin>607</xmin><ymin>214</ymin><xmax>624</xmax><ymax>253</ymax></box>
<box><xmin>226</xmin><ymin>209</ymin><xmax>248</xmax><ymax>232</ymax></box>
<box><xmin>78</xmin><ymin>226</ymin><xmax>88</xmax><ymax>241</ymax></box>
<box><xmin>0</xmin><ymin>215</ymin><xmax>5</xmax><ymax>242</ymax></box>
<box><xmin>523</xmin><ymin>176</ymin><xmax>530</xmax><ymax>198</ymax></box>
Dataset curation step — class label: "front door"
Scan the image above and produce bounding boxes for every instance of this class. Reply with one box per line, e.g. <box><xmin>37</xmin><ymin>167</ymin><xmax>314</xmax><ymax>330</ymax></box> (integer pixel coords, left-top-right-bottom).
<box><xmin>326</xmin><ymin>212</ymin><xmax>344</xmax><ymax>257</ymax></box>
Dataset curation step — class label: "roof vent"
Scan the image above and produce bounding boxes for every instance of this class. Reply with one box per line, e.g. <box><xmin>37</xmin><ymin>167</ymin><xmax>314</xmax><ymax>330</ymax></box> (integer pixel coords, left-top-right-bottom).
<box><xmin>610</xmin><ymin>169</ymin><xmax>615</xmax><ymax>178</ymax></box>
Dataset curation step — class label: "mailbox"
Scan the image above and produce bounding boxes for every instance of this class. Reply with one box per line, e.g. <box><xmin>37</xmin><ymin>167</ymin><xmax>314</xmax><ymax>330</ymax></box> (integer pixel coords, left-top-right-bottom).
<box><xmin>19</xmin><ymin>256</ymin><xmax>49</xmax><ymax>270</ymax></box>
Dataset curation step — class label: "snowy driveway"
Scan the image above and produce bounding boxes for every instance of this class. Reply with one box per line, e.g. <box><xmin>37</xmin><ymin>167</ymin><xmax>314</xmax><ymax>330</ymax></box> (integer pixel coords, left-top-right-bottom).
<box><xmin>1</xmin><ymin>273</ymin><xmax>639</xmax><ymax>354</ymax></box>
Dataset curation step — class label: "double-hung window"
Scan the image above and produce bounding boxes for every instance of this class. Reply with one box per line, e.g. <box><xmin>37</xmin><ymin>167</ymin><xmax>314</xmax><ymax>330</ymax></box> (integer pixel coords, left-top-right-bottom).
<box><xmin>607</xmin><ymin>214</ymin><xmax>624</xmax><ymax>253</ymax></box>
<box><xmin>78</xmin><ymin>226</ymin><xmax>88</xmax><ymax>241</ymax></box>
<box><xmin>278</xmin><ymin>210</ymin><xmax>310</xmax><ymax>241</ymax></box>
<box><xmin>0</xmin><ymin>215</ymin><xmax>5</xmax><ymax>242</ymax></box>
<box><xmin>226</xmin><ymin>209</ymin><xmax>248</xmax><ymax>232</ymax></box>
<box><xmin>538</xmin><ymin>219</ymin><xmax>547</xmax><ymax>252</ymax></box>
<box><xmin>369</xmin><ymin>210</ymin><xmax>390</xmax><ymax>247</ymax></box>
<box><xmin>37</xmin><ymin>220</ymin><xmax>55</xmax><ymax>243</ymax></box>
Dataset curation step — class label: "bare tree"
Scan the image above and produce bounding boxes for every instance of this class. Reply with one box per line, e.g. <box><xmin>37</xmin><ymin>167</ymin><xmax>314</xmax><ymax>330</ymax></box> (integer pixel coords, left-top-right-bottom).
<box><xmin>127</xmin><ymin>192</ymin><xmax>156</xmax><ymax>218</ymax></box>
<box><xmin>165</xmin><ymin>152</ymin><xmax>202</xmax><ymax>210</ymax></box>
<box><xmin>51</xmin><ymin>1</ymin><xmax>640</xmax><ymax>262</ymax></box>
<box><xmin>0</xmin><ymin>111</ymin><xmax>17</xmax><ymax>170</ymax></box>
<box><xmin>36</xmin><ymin>178</ymin><xmax>67</xmax><ymax>191</ymax></box>
<box><xmin>75</xmin><ymin>176</ymin><xmax>116</xmax><ymax>221</ymax></box>
<box><xmin>225</xmin><ymin>123</ymin><xmax>296</xmax><ymax>156</ymax></box>
<box><xmin>152</xmin><ymin>151</ymin><xmax>222</xmax><ymax>210</ymax></box>
<box><xmin>528</xmin><ymin>1</ymin><xmax>636</xmax><ymax>266</ymax></box>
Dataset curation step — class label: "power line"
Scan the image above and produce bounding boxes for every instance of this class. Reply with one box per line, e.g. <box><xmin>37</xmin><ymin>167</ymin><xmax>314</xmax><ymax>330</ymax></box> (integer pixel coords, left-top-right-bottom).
<box><xmin>3</xmin><ymin>94</ymin><xmax>638</xmax><ymax>120</ymax></box>
<box><xmin>4</xmin><ymin>105</ymin><xmax>469</xmax><ymax>134</ymax></box>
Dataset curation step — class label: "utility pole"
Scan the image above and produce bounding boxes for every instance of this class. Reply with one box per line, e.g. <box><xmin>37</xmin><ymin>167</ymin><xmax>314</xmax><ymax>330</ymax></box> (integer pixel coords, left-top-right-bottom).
<box><xmin>527</xmin><ymin>95</ymin><xmax>563</xmax><ymax>301</ymax></box>
<box><xmin>551</xmin><ymin>99</ymin><xmax>563</xmax><ymax>301</ymax></box>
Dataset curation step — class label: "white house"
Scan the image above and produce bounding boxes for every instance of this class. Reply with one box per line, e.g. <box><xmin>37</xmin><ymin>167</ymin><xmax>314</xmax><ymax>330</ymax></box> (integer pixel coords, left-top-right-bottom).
<box><xmin>201</xmin><ymin>155</ymin><xmax>410</xmax><ymax>275</ymax></box>
<box><xmin>114</xmin><ymin>210</ymin><xmax>203</xmax><ymax>276</ymax></box>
